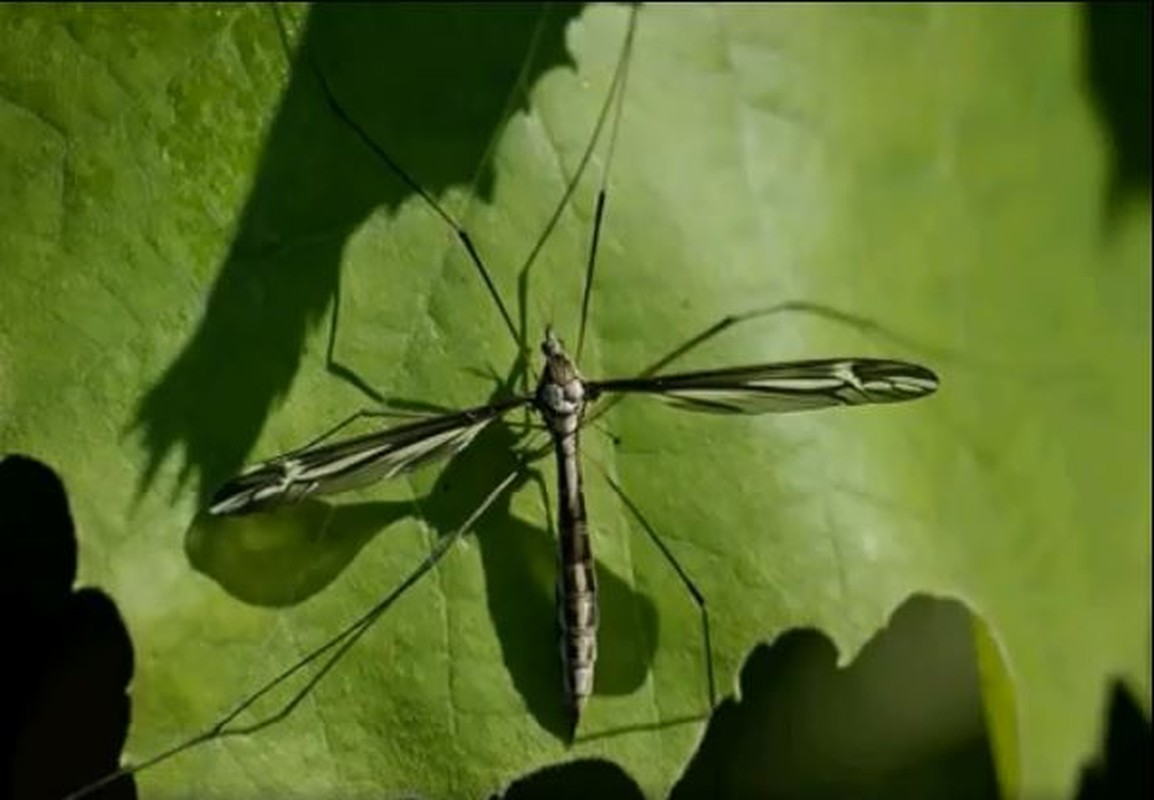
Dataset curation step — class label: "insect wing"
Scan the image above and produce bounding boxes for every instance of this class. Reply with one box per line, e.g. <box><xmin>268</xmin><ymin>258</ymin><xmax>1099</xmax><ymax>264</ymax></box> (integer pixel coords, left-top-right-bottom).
<box><xmin>588</xmin><ymin>358</ymin><xmax>939</xmax><ymax>414</ymax></box>
<box><xmin>209</xmin><ymin>398</ymin><xmax>528</xmax><ymax>515</ymax></box>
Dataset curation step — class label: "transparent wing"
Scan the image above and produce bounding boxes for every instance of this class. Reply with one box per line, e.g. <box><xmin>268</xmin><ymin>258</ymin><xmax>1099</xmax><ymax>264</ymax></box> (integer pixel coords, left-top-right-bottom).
<box><xmin>209</xmin><ymin>397</ymin><xmax>529</xmax><ymax>515</ymax></box>
<box><xmin>587</xmin><ymin>358</ymin><xmax>938</xmax><ymax>414</ymax></box>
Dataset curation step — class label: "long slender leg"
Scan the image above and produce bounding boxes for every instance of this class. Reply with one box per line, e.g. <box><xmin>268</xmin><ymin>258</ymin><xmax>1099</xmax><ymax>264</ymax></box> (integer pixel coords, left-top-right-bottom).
<box><xmin>598</xmin><ymin>469</ymin><xmax>716</xmax><ymax>712</ymax></box>
<box><xmin>588</xmin><ymin>300</ymin><xmax>940</xmax><ymax>424</ymax></box>
<box><xmin>496</xmin><ymin>6</ymin><xmax>638</xmax><ymax>364</ymax></box>
<box><xmin>576</xmin><ymin>12</ymin><xmax>636</xmax><ymax>362</ymax></box>
<box><xmin>286</xmin><ymin>405</ymin><xmax>446</xmax><ymax>455</ymax></box>
<box><xmin>65</xmin><ymin>465</ymin><xmax>526</xmax><ymax>800</ymax></box>
<box><xmin>321</xmin><ymin>270</ymin><xmax>486</xmax><ymax>414</ymax></box>
<box><xmin>525</xmin><ymin>465</ymin><xmax>556</xmax><ymax>539</ymax></box>
<box><xmin>268</xmin><ymin>6</ymin><xmax>418</xmax><ymax>407</ymax></box>
<box><xmin>321</xmin><ymin>260</ymin><xmax>387</xmax><ymax>403</ymax></box>
<box><xmin>277</xmin><ymin>4</ymin><xmax>640</xmax><ymax>400</ymax></box>
<box><xmin>586</xmin><ymin>417</ymin><xmax>622</xmax><ymax>447</ymax></box>
<box><xmin>575</xmin><ymin>192</ymin><xmax>608</xmax><ymax>363</ymax></box>
<box><xmin>288</xmin><ymin>409</ymin><xmax>393</xmax><ymax>453</ymax></box>
<box><xmin>271</xmin><ymin>3</ymin><xmax>525</xmax><ymax>354</ymax></box>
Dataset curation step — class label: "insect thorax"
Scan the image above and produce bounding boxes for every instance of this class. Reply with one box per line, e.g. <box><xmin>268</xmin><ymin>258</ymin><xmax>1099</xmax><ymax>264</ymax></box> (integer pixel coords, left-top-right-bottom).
<box><xmin>535</xmin><ymin>330</ymin><xmax>586</xmax><ymax>426</ymax></box>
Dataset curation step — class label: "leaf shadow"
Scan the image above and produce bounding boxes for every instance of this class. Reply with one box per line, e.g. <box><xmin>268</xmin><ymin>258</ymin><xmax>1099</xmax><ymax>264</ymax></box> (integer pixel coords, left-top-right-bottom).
<box><xmin>0</xmin><ymin>455</ymin><xmax>135</xmax><ymax>800</ymax></box>
<box><xmin>498</xmin><ymin>758</ymin><xmax>644</xmax><ymax>800</ymax></box>
<box><xmin>670</xmin><ymin>594</ymin><xmax>1000</xmax><ymax>800</ymax></box>
<box><xmin>1082</xmin><ymin>3</ymin><xmax>1151</xmax><ymax>220</ymax></box>
<box><xmin>1076</xmin><ymin>679</ymin><xmax>1151</xmax><ymax>800</ymax></box>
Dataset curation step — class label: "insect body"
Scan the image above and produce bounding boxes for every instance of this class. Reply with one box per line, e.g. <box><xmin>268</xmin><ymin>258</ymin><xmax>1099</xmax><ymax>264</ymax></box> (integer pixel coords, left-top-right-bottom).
<box><xmin>70</xmin><ymin>5</ymin><xmax>941</xmax><ymax>797</ymax></box>
<box><xmin>208</xmin><ymin>325</ymin><xmax>939</xmax><ymax>729</ymax></box>
<box><xmin>534</xmin><ymin>327</ymin><xmax>597</xmax><ymax>727</ymax></box>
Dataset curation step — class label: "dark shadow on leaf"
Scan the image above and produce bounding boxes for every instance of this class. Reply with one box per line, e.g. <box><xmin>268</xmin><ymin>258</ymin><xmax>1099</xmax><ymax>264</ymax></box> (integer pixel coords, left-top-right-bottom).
<box><xmin>1076</xmin><ymin>679</ymin><xmax>1151</xmax><ymax>800</ymax></box>
<box><xmin>410</xmin><ymin>383</ymin><xmax>659</xmax><ymax>740</ymax></box>
<box><xmin>183</xmin><ymin>371</ymin><xmax>659</xmax><ymax>741</ymax></box>
<box><xmin>1082</xmin><ymin>3</ymin><xmax>1151</xmax><ymax>218</ymax></box>
<box><xmin>181</xmin><ymin>293</ymin><xmax>954</xmax><ymax>744</ymax></box>
<box><xmin>0</xmin><ymin>454</ymin><xmax>135</xmax><ymax>799</ymax></box>
<box><xmin>672</xmin><ymin>594</ymin><xmax>999</xmax><ymax>800</ymax></box>
<box><xmin>496</xmin><ymin>757</ymin><xmax>644</xmax><ymax>800</ymax></box>
<box><xmin>448</xmin><ymin>419</ymin><xmax>659</xmax><ymax>739</ymax></box>
<box><xmin>131</xmin><ymin>3</ymin><xmax>585</xmax><ymax>509</ymax></box>
<box><xmin>185</xmin><ymin>499</ymin><xmax>411</xmax><ymax>607</ymax></box>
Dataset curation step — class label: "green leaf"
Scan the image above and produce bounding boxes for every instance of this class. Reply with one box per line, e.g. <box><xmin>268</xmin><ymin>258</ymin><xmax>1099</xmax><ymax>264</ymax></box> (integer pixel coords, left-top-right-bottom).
<box><xmin>1</xmin><ymin>4</ymin><xmax>1147</xmax><ymax>798</ymax></box>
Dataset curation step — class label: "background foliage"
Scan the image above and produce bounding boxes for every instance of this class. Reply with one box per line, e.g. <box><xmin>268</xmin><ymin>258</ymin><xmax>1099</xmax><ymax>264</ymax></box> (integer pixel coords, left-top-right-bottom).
<box><xmin>1</xmin><ymin>4</ymin><xmax>1148</xmax><ymax>798</ymax></box>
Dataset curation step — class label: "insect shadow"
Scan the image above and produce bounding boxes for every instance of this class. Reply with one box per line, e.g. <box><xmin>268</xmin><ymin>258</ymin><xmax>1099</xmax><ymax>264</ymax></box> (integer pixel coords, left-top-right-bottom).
<box><xmin>130</xmin><ymin>3</ymin><xmax>587</xmax><ymax>509</ymax></box>
<box><xmin>184</xmin><ymin>359</ymin><xmax>660</xmax><ymax>741</ymax></box>
<box><xmin>127</xmin><ymin>0</ymin><xmax>659</xmax><ymax>757</ymax></box>
<box><xmin>93</xmin><ymin>3</ymin><xmax>946</xmax><ymax>795</ymax></box>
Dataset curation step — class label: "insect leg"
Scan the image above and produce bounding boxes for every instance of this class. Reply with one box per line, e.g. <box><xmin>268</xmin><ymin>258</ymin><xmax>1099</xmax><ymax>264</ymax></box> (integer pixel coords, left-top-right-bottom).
<box><xmin>65</xmin><ymin>465</ymin><xmax>526</xmax><ymax>800</ymax></box>
<box><xmin>599</xmin><ymin>471</ymin><xmax>716</xmax><ymax>713</ymax></box>
<box><xmin>322</xmin><ymin>262</ymin><xmax>387</xmax><ymax>404</ymax></box>
<box><xmin>287</xmin><ymin>406</ymin><xmax>442</xmax><ymax>454</ymax></box>
<box><xmin>576</xmin><ymin>10</ymin><xmax>637</xmax><ymax>362</ymax></box>
<box><xmin>271</xmin><ymin>2</ymin><xmax>528</xmax><ymax>358</ymax></box>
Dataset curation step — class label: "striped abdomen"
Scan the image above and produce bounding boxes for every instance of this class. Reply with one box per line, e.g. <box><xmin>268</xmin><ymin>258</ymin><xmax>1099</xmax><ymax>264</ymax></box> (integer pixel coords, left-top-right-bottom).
<box><xmin>554</xmin><ymin>424</ymin><xmax>597</xmax><ymax>730</ymax></box>
<box><xmin>535</xmin><ymin>327</ymin><xmax>597</xmax><ymax>734</ymax></box>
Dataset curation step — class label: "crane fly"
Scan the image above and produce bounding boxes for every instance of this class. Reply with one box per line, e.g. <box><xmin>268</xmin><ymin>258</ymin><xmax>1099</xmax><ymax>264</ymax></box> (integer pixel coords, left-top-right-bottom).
<box><xmin>208</xmin><ymin>330</ymin><xmax>938</xmax><ymax>723</ymax></box>
<box><xmin>70</xmin><ymin>4</ymin><xmax>938</xmax><ymax>798</ymax></box>
<box><xmin>206</xmin><ymin>0</ymin><xmax>939</xmax><ymax>737</ymax></box>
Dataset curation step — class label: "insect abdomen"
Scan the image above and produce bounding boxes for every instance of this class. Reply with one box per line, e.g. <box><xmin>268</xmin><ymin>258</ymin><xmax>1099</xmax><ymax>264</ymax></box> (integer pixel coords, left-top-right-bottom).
<box><xmin>558</xmin><ymin>512</ymin><xmax>598</xmax><ymax>726</ymax></box>
<box><xmin>552</xmin><ymin>418</ymin><xmax>597</xmax><ymax>733</ymax></box>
